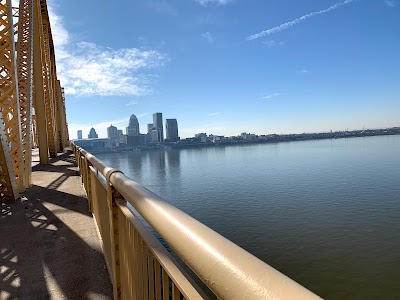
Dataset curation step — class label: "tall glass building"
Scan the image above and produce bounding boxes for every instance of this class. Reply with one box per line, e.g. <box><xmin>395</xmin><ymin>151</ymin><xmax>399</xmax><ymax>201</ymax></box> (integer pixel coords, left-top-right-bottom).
<box><xmin>126</xmin><ymin>114</ymin><xmax>140</xmax><ymax>136</ymax></box>
<box><xmin>152</xmin><ymin>113</ymin><xmax>163</xmax><ymax>142</ymax></box>
<box><xmin>166</xmin><ymin>119</ymin><xmax>179</xmax><ymax>142</ymax></box>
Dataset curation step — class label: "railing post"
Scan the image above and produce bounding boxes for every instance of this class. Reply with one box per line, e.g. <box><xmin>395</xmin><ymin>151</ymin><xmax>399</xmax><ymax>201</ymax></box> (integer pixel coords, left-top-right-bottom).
<box><xmin>77</xmin><ymin>148</ymin><xmax>82</xmax><ymax>170</ymax></box>
<box><xmin>76</xmin><ymin>152</ymin><xmax>79</xmax><ymax>168</ymax></box>
<box><xmin>72</xmin><ymin>144</ymin><xmax>76</xmax><ymax>161</ymax></box>
<box><xmin>80</xmin><ymin>156</ymin><xmax>84</xmax><ymax>184</ymax></box>
<box><xmin>73</xmin><ymin>144</ymin><xmax>76</xmax><ymax>159</ymax></box>
<box><xmin>84</xmin><ymin>158</ymin><xmax>88</xmax><ymax>189</ymax></box>
<box><xmin>106</xmin><ymin>169</ymin><xmax>124</xmax><ymax>300</ymax></box>
<box><xmin>85</xmin><ymin>159</ymin><xmax>93</xmax><ymax>212</ymax></box>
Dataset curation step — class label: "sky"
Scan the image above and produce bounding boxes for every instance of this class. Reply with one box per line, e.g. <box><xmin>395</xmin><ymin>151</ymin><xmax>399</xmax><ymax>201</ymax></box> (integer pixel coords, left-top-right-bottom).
<box><xmin>44</xmin><ymin>0</ymin><xmax>399</xmax><ymax>139</ymax></box>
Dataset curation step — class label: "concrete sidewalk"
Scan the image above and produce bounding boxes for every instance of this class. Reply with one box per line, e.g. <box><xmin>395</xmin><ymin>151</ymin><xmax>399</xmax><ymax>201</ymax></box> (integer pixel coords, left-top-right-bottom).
<box><xmin>0</xmin><ymin>150</ymin><xmax>113</xmax><ymax>300</ymax></box>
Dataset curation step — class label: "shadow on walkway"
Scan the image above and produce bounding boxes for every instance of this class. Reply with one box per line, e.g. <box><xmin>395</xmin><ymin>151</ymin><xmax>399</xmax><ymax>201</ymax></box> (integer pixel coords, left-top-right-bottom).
<box><xmin>0</xmin><ymin>151</ymin><xmax>113</xmax><ymax>300</ymax></box>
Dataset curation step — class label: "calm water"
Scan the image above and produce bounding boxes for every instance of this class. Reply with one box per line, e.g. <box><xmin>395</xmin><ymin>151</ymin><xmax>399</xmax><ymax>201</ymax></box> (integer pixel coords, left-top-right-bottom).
<box><xmin>97</xmin><ymin>135</ymin><xmax>400</xmax><ymax>299</ymax></box>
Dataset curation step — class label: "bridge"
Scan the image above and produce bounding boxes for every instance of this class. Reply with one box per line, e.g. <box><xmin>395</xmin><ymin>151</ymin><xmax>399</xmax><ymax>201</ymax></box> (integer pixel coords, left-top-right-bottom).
<box><xmin>0</xmin><ymin>1</ymin><xmax>320</xmax><ymax>299</ymax></box>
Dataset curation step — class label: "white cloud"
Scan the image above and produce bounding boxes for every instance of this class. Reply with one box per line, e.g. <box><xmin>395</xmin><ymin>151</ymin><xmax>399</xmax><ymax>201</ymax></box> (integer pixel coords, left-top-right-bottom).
<box><xmin>385</xmin><ymin>0</ymin><xmax>396</xmax><ymax>7</ymax></box>
<box><xmin>195</xmin><ymin>0</ymin><xmax>231</xmax><ymax>7</ymax></box>
<box><xmin>246</xmin><ymin>0</ymin><xmax>355</xmax><ymax>40</ymax></box>
<box><xmin>207</xmin><ymin>112</ymin><xmax>220</xmax><ymax>116</ymax></box>
<box><xmin>201</xmin><ymin>32</ymin><xmax>215</xmax><ymax>43</ymax></box>
<box><xmin>258</xmin><ymin>93</ymin><xmax>281</xmax><ymax>100</ymax></box>
<box><xmin>47</xmin><ymin>4</ymin><xmax>167</xmax><ymax>96</ymax></box>
<box><xmin>47</xmin><ymin>5</ymin><xmax>70</xmax><ymax>60</ymax></box>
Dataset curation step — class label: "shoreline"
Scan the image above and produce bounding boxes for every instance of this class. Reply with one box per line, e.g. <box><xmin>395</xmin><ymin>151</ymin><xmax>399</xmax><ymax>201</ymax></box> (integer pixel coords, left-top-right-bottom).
<box><xmin>88</xmin><ymin>128</ymin><xmax>400</xmax><ymax>154</ymax></box>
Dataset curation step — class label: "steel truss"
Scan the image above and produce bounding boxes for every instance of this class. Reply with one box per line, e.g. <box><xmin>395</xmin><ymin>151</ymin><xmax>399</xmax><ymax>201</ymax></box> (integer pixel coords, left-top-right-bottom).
<box><xmin>0</xmin><ymin>0</ymin><xmax>68</xmax><ymax>201</ymax></box>
<box><xmin>0</xmin><ymin>0</ymin><xmax>25</xmax><ymax>193</ymax></box>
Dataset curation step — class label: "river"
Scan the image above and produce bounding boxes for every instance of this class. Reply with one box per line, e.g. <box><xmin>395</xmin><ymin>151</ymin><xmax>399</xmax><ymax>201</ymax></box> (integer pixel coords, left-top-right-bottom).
<box><xmin>97</xmin><ymin>135</ymin><xmax>400</xmax><ymax>299</ymax></box>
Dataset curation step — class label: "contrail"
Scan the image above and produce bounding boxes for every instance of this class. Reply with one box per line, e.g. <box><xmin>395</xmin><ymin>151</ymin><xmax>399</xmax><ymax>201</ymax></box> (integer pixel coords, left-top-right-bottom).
<box><xmin>258</xmin><ymin>93</ymin><xmax>281</xmax><ymax>100</ymax></box>
<box><xmin>246</xmin><ymin>0</ymin><xmax>355</xmax><ymax>40</ymax></box>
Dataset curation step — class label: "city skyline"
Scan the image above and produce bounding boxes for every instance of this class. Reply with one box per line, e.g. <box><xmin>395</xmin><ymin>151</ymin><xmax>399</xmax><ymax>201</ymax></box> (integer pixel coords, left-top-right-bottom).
<box><xmin>76</xmin><ymin>117</ymin><xmax>398</xmax><ymax>142</ymax></box>
<box><xmin>46</xmin><ymin>0</ymin><xmax>399</xmax><ymax>139</ymax></box>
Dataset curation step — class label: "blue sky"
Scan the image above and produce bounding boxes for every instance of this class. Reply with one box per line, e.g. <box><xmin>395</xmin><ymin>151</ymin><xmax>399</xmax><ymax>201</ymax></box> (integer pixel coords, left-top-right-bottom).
<box><xmin>46</xmin><ymin>0</ymin><xmax>399</xmax><ymax>139</ymax></box>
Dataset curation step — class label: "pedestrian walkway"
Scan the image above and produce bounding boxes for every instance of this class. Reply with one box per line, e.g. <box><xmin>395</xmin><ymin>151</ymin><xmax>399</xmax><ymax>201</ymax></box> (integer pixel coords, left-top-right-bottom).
<box><xmin>0</xmin><ymin>149</ymin><xmax>113</xmax><ymax>300</ymax></box>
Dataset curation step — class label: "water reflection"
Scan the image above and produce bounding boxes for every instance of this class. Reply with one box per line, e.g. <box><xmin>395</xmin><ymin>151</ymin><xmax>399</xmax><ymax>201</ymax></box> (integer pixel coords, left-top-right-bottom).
<box><xmin>126</xmin><ymin>152</ymin><xmax>142</xmax><ymax>178</ymax></box>
<box><xmin>151</xmin><ymin>151</ymin><xmax>166</xmax><ymax>178</ymax></box>
<box><xmin>145</xmin><ymin>151</ymin><xmax>167</xmax><ymax>195</ymax></box>
<box><xmin>214</xmin><ymin>145</ymin><xmax>226</xmax><ymax>154</ymax></box>
<box><xmin>166</xmin><ymin>150</ymin><xmax>182</xmax><ymax>198</ymax></box>
<box><xmin>166</xmin><ymin>149</ymin><xmax>181</xmax><ymax>171</ymax></box>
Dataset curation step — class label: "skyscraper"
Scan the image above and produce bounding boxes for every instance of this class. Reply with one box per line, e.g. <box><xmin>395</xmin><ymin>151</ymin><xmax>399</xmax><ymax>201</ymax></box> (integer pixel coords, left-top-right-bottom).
<box><xmin>126</xmin><ymin>114</ymin><xmax>140</xmax><ymax>136</ymax></box>
<box><xmin>88</xmin><ymin>128</ymin><xmax>98</xmax><ymax>139</ymax></box>
<box><xmin>152</xmin><ymin>113</ymin><xmax>163</xmax><ymax>143</ymax></box>
<box><xmin>77</xmin><ymin>130</ymin><xmax>82</xmax><ymax>140</ymax></box>
<box><xmin>107</xmin><ymin>124</ymin><xmax>118</xmax><ymax>139</ymax></box>
<box><xmin>147</xmin><ymin>124</ymin><xmax>153</xmax><ymax>143</ymax></box>
<box><xmin>166</xmin><ymin>119</ymin><xmax>179</xmax><ymax>142</ymax></box>
<box><xmin>107</xmin><ymin>124</ymin><xmax>118</xmax><ymax>147</ymax></box>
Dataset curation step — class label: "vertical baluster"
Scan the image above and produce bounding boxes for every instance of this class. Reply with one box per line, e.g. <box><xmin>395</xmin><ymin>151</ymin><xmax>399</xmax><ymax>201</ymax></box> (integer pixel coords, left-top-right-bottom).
<box><xmin>155</xmin><ymin>260</ymin><xmax>162</xmax><ymax>300</ymax></box>
<box><xmin>142</xmin><ymin>242</ymin><xmax>149</xmax><ymax>300</ymax></box>
<box><xmin>162</xmin><ymin>268</ymin><xmax>169</xmax><ymax>300</ymax></box>
<box><xmin>138</xmin><ymin>234</ymin><xmax>143</xmax><ymax>299</ymax></box>
<box><xmin>134</xmin><ymin>229</ymin><xmax>140</xmax><ymax>300</ymax></box>
<box><xmin>128</xmin><ymin>218</ymin><xmax>134</xmax><ymax>300</ymax></box>
<box><xmin>119</xmin><ymin>214</ymin><xmax>124</xmax><ymax>299</ymax></box>
<box><xmin>86</xmin><ymin>161</ymin><xmax>92</xmax><ymax>212</ymax></box>
<box><xmin>172</xmin><ymin>282</ymin><xmax>180</xmax><ymax>300</ymax></box>
<box><xmin>148</xmin><ymin>251</ymin><xmax>155</xmax><ymax>300</ymax></box>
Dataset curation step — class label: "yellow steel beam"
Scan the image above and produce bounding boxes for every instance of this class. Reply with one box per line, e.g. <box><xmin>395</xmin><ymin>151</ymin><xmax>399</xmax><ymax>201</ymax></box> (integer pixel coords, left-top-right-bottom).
<box><xmin>32</xmin><ymin>0</ymin><xmax>49</xmax><ymax>164</ymax></box>
<box><xmin>0</xmin><ymin>113</ymin><xmax>19</xmax><ymax>202</ymax></box>
<box><xmin>16</xmin><ymin>0</ymin><xmax>34</xmax><ymax>187</ymax></box>
<box><xmin>61</xmin><ymin>86</ymin><xmax>69</xmax><ymax>146</ymax></box>
<box><xmin>32</xmin><ymin>0</ymin><xmax>68</xmax><ymax>162</ymax></box>
<box><xmin>49</xmin><ymin>41</ymin><xmax>61</xmax><ymax>153</ymax></box>
<box><xmin>56</xmin><ymin>80</ymin><xmax>68</xmax><ymax>149</ymax></box>
<box><xmin>0</xmin><ymin>0</ymin><xmax>25</xmax><ymax>192</ymax></box>
<box><xmin>40</xmin><ymin>20</ymin><xmax>57</xmax><ymax>157</ymax></box>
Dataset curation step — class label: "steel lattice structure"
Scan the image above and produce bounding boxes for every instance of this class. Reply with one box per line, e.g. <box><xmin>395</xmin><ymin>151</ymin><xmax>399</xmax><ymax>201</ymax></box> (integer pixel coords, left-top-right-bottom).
<box><xmin>16</xmin><ymin>0</ymin><xmax>34</xmax><ymax>187</ymax></box>
<box><xmin>0</xmin><ymin>0</ymin><xmax>69</xmax><ymax>201</ymax></box>
<box><xmin>0</xmin><ymin>0</ymin><xmax>25</xmax><ymax>192</ymax></box>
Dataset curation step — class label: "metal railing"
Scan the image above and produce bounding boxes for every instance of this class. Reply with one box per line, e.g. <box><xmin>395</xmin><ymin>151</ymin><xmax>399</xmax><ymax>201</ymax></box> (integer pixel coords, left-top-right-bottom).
<box><xmin>71</xmin><ymin>143</ymin><xmax>321</xmax><ymax>300</ymax></box>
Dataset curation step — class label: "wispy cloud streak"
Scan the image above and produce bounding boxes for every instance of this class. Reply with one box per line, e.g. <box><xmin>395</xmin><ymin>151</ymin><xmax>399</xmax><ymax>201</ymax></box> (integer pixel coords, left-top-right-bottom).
<box><xmin>126</xmin><ymin>101</ymin><xmax>138</xmax><ymax>106</ymax></box>
<box><xmin>385</xmin><ymin>0</ymin><xmax>396</xmax><ymax>7</ymax></box>
<box><xmin>195</xmin><ymin>0</ymin><xmax>231</xmax><ymax>6</ymax></box>
<box><xmin>246</xmin><ymin>0</ymin><xmax>355</xmax><ymax>40</ymax></box>
<box><xmin>208</xmin><ymin>112</ymin><xmax>220</xmax><ymax>116</ymax></box>
<box><xmin>258</xmin><ymin>93</ymin><xmax>281</xmax><ymax>100</ymax></box>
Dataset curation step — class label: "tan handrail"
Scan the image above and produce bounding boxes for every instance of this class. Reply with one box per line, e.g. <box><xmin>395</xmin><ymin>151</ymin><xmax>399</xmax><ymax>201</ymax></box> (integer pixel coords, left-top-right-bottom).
<box><xmin>72</xmin><ymin>143</ymin><xmax>321</xmax><ymax>299</ymax></box>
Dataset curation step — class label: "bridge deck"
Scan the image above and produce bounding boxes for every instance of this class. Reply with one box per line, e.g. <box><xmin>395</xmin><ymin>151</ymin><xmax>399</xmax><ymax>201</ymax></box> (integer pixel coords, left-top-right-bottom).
<box><xmin>0</xmin><ymin>149</ymin><xmax>113</xmax><ymax>300</ymax></box>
